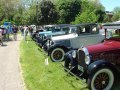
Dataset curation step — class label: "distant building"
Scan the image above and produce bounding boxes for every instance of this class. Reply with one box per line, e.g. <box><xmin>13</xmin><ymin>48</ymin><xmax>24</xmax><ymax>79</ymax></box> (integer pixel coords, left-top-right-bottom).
<box><xmin>105</xmin><ymin>11</ymin><xmax>114</xmax><ymax>21</ymax></box>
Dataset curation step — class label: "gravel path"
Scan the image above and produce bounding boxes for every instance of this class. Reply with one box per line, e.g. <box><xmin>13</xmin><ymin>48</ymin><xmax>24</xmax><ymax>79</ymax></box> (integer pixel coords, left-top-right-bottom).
<box><xmin>0</xmin><ymin>35</ymin><xmax>25</xmax><ymax>90</ymax></box>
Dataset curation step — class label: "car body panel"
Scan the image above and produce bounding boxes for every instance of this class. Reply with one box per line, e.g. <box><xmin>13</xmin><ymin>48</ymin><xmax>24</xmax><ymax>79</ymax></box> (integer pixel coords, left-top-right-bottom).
<box><xmin>87</xmin><ymin>38</ymin><xmax>120</xmax><ymax>54</ymax></box>
<box><xmin>39</xmin><ymin>31</ymin><xmax>52</xmax><ymax>35</ymax></box>
<box><xmin>51</xmin><ymin>33</ymin><xmax>78</xmax><ymax>41</ymax></box>
<box><xmin>70</xmin><ymin>34</ymin><xmax>104</xmax><ymax>49</ymax></box>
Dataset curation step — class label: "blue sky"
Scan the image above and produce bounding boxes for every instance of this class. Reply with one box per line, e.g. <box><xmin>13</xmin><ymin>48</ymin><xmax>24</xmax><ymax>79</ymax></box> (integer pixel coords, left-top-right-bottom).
<box><xmin>100</xmin><ymin>0</ymin><xmax>120</xmax><ymax>11</ymax></box>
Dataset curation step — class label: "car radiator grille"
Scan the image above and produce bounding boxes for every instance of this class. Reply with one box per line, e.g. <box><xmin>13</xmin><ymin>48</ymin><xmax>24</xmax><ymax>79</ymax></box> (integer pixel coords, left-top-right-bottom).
<box><xmin>78</xmin><ymin>50</ymin><xmax>87</xmax><ymax>69</ymax></box>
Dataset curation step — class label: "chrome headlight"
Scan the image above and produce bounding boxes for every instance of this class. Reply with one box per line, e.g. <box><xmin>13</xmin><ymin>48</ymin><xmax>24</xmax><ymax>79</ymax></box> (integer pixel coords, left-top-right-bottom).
<box><xmin>85</xmin><ymin>55</ymin><xmax>90</xmax><ymax>64</ymax></box>
<box><xmin>82</xmin><ymin>47</ymin><xmax>91</xmax><ymax>65</ymax></box>
<box><xmin>72</xmin><ymin>50</ymin><xmax>77</xmax><ymax>58</ymax></box>
<box><xmin>47</xmin><ymin>40</ymin><xmax>53</xmax><ymax>46</ymax></box>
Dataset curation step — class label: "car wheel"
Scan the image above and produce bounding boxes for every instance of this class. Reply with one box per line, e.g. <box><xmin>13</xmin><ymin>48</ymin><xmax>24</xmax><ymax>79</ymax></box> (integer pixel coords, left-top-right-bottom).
<box><xmin>50</xmin><ymin>48</ymin><xmax>65</xmax><ymax>62</ymax></box>
<box><xmin>88</xmin><ymin>68</ymin><xmax>114</xmax><ymax>90</ymax></box>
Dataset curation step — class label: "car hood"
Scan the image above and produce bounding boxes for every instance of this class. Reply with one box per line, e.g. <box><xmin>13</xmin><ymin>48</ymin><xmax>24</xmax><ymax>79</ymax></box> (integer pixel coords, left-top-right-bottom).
<box><xmin>51</xmin><ymin>33</ymin><xmax>78</xmax><ymax>41</ymax></box>
<box><xmin>45</xmin><ymin>31</ymin><xmax>65</xmax><ymax>36</ymax></box>
<box><xmin>87</xmin><ymin>39</ymin><xmax>120</xmax><ymax>54</ymax></box>
<box><xmin>39</xmin><ymin>31</ymin><xmax>52</xmax><ymax>35</ymax></box>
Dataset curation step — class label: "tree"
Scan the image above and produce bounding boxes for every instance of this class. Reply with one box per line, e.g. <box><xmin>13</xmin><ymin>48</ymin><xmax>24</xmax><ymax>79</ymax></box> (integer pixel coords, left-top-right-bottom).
<box><xmin>37</xmin><ymin>0</ymin><xmax>58</xmax><ymax>25</ymax></box>
<box><xmin>56</xmin><ymin>0</ymin><xmax>82</xmax><ymax>24</ymax></box>
<box><xmin>96</xmin><ymin>10</ymin><xmax>105</xmax><ymax>22</ymax></box>
<box><xmin>0</xmin><ymin>0</ymin><xmax>20</xmax><ymax>20</ymax></box>
<box><xmin>112</xmin><ymin>7</ymin><xmax>120</xmax><ymax>21</ymax></box>
<box><xmin>94</xmin><ymin>1</ymin><xmax>105</xmax><ymax>22</ymax></box>
<box><xmin>72</xmin><ymin>10</ymin><xmax>97</xmax><ymax>24</ymax></box>
<box><xmin>72</xmin><ymin>0</ymin><xmax>105</xmax><ymax>24</ymax></box>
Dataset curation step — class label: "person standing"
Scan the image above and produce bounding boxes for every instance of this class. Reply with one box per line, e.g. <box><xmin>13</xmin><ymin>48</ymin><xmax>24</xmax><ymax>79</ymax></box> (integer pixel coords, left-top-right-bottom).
<box><xmin>12</xmin><ymin>25</ymin><xmax>18</xmax><ymax>41</ymax></box>
<box><xmin>20</xmin><ymin>26</ymin><xmax>24</xmax><ymax>36</ymax></box>
<box><xmin>0</xmin><ymin>28</ymin><xmax>3</xmax><ymax>46</ymax></box>
<box><xmin>24</xmin><ymin>26</ymin><xmax>28</xmax><ymax>41</ymax></box>
<box><xmin>28</xmin><ymin>26</ymin><xmax>33</xmax><ymax>37</ymax></box>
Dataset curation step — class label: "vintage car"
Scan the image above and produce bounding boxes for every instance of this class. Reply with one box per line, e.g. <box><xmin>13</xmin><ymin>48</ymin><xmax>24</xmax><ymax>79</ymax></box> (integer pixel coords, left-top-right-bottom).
<box><xmin>36</xmin><ymin>24</ymin><xmax>71</xmax><ymax>46</ymax></box>
<box><xmin>64</xmin><ymin>23</ymin><xmax>120</xmax><ymax>90</ymax></box>
<box><xmin>44</xmin><ymin>23</ymin><xmax>110</xmax><ymax>62</ymax></box>
<box><xmin>31</xmin><ymin>29</ymin><xmax>44</xmax><ymax>41</ymax></box>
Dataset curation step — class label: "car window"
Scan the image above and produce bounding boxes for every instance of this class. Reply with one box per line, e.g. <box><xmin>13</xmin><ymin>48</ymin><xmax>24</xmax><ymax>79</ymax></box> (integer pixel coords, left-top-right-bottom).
<box><xmin>53</xmin><ymin>29</ymin><xmax>61</xmax><ymax>32</ymax></box>
<box><xmin>62</xmin><ymin>27</ymin><xmax>70</xmax><ymax>34</ymax></box>
<box><xmin>80</xmin><ymin>25</ymin><xmax>91</xmax><ymax>34</ymax></box>
<box><xmin>71</xmin><ymin>28</ymin><xmax>77</xmax><ymax>33</ymax></box>
<box><xmin>91</xmin><ymin>25</ymin><xmax>98</xmax><ymax>34</ymax></box>
<box><xmin>45</xmin><ymin>27</ymin><xmax>55</xmax><ymax>31</ymax></box>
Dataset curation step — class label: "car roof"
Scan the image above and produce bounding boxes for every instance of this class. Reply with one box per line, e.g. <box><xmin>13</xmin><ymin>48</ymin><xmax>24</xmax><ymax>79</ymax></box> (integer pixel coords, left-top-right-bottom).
<box><xmin>44</xmin><ymin>24</ymin><xmax>71</xmax><ymax>27</ymax></box>
<box><xmin>103</xmin><ymin>23</ymin><xmax>120</xmax><ymax>29</ymax></box>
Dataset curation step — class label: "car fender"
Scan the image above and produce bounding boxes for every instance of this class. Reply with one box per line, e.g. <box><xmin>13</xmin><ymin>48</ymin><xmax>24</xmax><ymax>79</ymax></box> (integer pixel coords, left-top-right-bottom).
<box><xmin>64</xmin><ymin>50</ymin><xmax>76</xmax><ymax>63</ymax></box>
<box><xmin>48</xmin><ymin>43</ymin><xmax>71</xmax><ymax>55</ymax></box>
<box><xmin>87</xmin><ymin>60</ymin><xmax>120</xmax><ymax>77</ymax></box>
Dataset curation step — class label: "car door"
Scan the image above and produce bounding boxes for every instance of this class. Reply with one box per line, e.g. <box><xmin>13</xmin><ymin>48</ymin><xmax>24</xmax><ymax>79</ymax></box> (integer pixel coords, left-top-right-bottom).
<box><xmin>70</xmin><ymin>25</ymin><xmax>105</xmax><ymax>49</ymax></box>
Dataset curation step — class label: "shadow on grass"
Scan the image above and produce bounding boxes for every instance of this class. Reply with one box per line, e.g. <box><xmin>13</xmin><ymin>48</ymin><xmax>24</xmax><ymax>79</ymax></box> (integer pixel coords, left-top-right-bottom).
<box><xmin>63</xmin><ymin>74</ymin><xmax>88</xmax><ymax>90</ymax></box>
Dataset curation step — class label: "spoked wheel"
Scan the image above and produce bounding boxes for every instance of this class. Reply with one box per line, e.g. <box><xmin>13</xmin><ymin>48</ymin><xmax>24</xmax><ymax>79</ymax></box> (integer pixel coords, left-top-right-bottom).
<box><xmin>50</xmin><ymin>48</ymin><xmax>65</xmax><ymax>62</ymax></box>
<box><xmin>88</xmin><ymin>68</ymin><xmax>114</xmax><ymax>90</ymax></box>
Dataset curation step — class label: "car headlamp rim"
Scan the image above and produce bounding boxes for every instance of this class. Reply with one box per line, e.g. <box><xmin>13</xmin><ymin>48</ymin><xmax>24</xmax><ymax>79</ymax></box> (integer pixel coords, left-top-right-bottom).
<box><xmin>47</xmin><ymin>40</ymin><xmax>54</xmax><ymax>46</ymax></box>
<box><xmin>72</xmin><ymin>50</ymin><xmax>77</xmax><ymax>59</ymax></box>
<box><xmin>78</xmin><ymin>47</ymin><xmax>91</xmax><ymax>65</ymax></box>
<box><xmin>85</xmin><ymin>55</ymin><xmax>90</xmax><ymax>65</ymax></box>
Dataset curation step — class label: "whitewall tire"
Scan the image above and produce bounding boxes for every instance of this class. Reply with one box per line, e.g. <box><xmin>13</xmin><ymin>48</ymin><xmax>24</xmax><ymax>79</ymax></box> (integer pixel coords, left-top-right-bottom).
<box><xmin>88</xmin><ymin>68</ymin><xmax>114</xmax><ymax>90</ymax></box>
<box><xmin>50</xmin><ymin>48</ymin><xmax>65</xmax><ymax>62</ymax></box>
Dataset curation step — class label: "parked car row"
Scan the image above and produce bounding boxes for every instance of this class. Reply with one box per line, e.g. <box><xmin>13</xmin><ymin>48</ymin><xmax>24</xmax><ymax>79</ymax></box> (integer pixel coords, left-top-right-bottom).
<box><xmin>64</xmin><ymin>23</ymin><xmax>120</xmax><ymax>90</ymax></box>
<box><xmin>32</xmin><ymin>22</ymin><xmax>120</xmax><ymax>90</ymax></box>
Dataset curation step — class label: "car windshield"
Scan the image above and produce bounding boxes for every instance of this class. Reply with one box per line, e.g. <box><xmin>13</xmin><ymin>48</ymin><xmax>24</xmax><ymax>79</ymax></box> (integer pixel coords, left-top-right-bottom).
<box><xmin>45</xmin><ymin>27</ymin><xmax>55</xmax><ymax>31</ymax></box>
<box><xmin>52</xmin><ymin>28</ymin><xmax>61</xmax><ymax>32</ymax></box>
<box><xmin>70</xmin><ymin>27</ymin><xmax>77</xmax><ymax>33</ymax></box>
<box><xmin>61</xmin><ymin>27</ymin><xmax>70</xmax><ymax>34</ymax></box>
<box><xmin>51</xmin><ymin>26</ymin><xmax>61</xmax><ymax>32</ymax></box>
<box><xmin>103</xmin><ymin>23</ymin><xmax>120</xmax><ymax>38</ymax></box>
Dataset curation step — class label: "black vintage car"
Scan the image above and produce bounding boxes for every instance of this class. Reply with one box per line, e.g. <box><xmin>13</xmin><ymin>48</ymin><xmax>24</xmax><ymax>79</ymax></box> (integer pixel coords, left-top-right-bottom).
<box><xmin>64</xmin><ymin>23</ymin><xmax>120</xmax><ymax>90</ymax></box>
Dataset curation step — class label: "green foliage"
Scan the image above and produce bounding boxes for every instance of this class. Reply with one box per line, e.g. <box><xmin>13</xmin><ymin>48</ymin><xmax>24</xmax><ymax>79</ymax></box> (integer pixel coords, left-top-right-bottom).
<box><xmin>13</xmin><ymin>13</ymin><xmax>21</xmax><ymax>25</ymax></box>
<box><xmin>22</xmin><ymin>3</ymin><xmax>37</xmax><ymax>25</ymax></box>
<box><xmin>112</xmin><ymin>7</ymin><xmax>120</xmax><ymax>21</ymax></box>
<box><xmin>72</xmin><ymin>0</ymin><xmax>105</xmax><ymax>24</ymax></box>
<box><xmin>72</xmin><ymin>10</ymin><xmax>97</xmax><ymax>24</ymax></box>
<box><xmin>0</xmin><ymin>0</ymin><xmax>20</xmax><ymax>24</ymax></box>
<box><xmin>56</xmin><ymin>0</ymin><xmax>82</xmax><ymax>24</ymax></box>
<box><xmin>0</xmin><ymin>0</ymin><xmax>106</xmax><ymax>25</ymax></box>
<box><xmin>37</xmin><ymin>0</ymin><xmax>58</xmax><ymax>25</ymax></box>
<box><xmin>96</xmin><ymin>10</ymin><xmax>105</xmax><ymax>22</ymax></box>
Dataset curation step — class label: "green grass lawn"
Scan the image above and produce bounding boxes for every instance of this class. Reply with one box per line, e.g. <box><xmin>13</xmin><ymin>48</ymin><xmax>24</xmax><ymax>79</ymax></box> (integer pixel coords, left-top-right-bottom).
<box><xmin>20</xmin><ymin>38</ymin><xmax>88</xmax><ymax>90</ymax></box>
